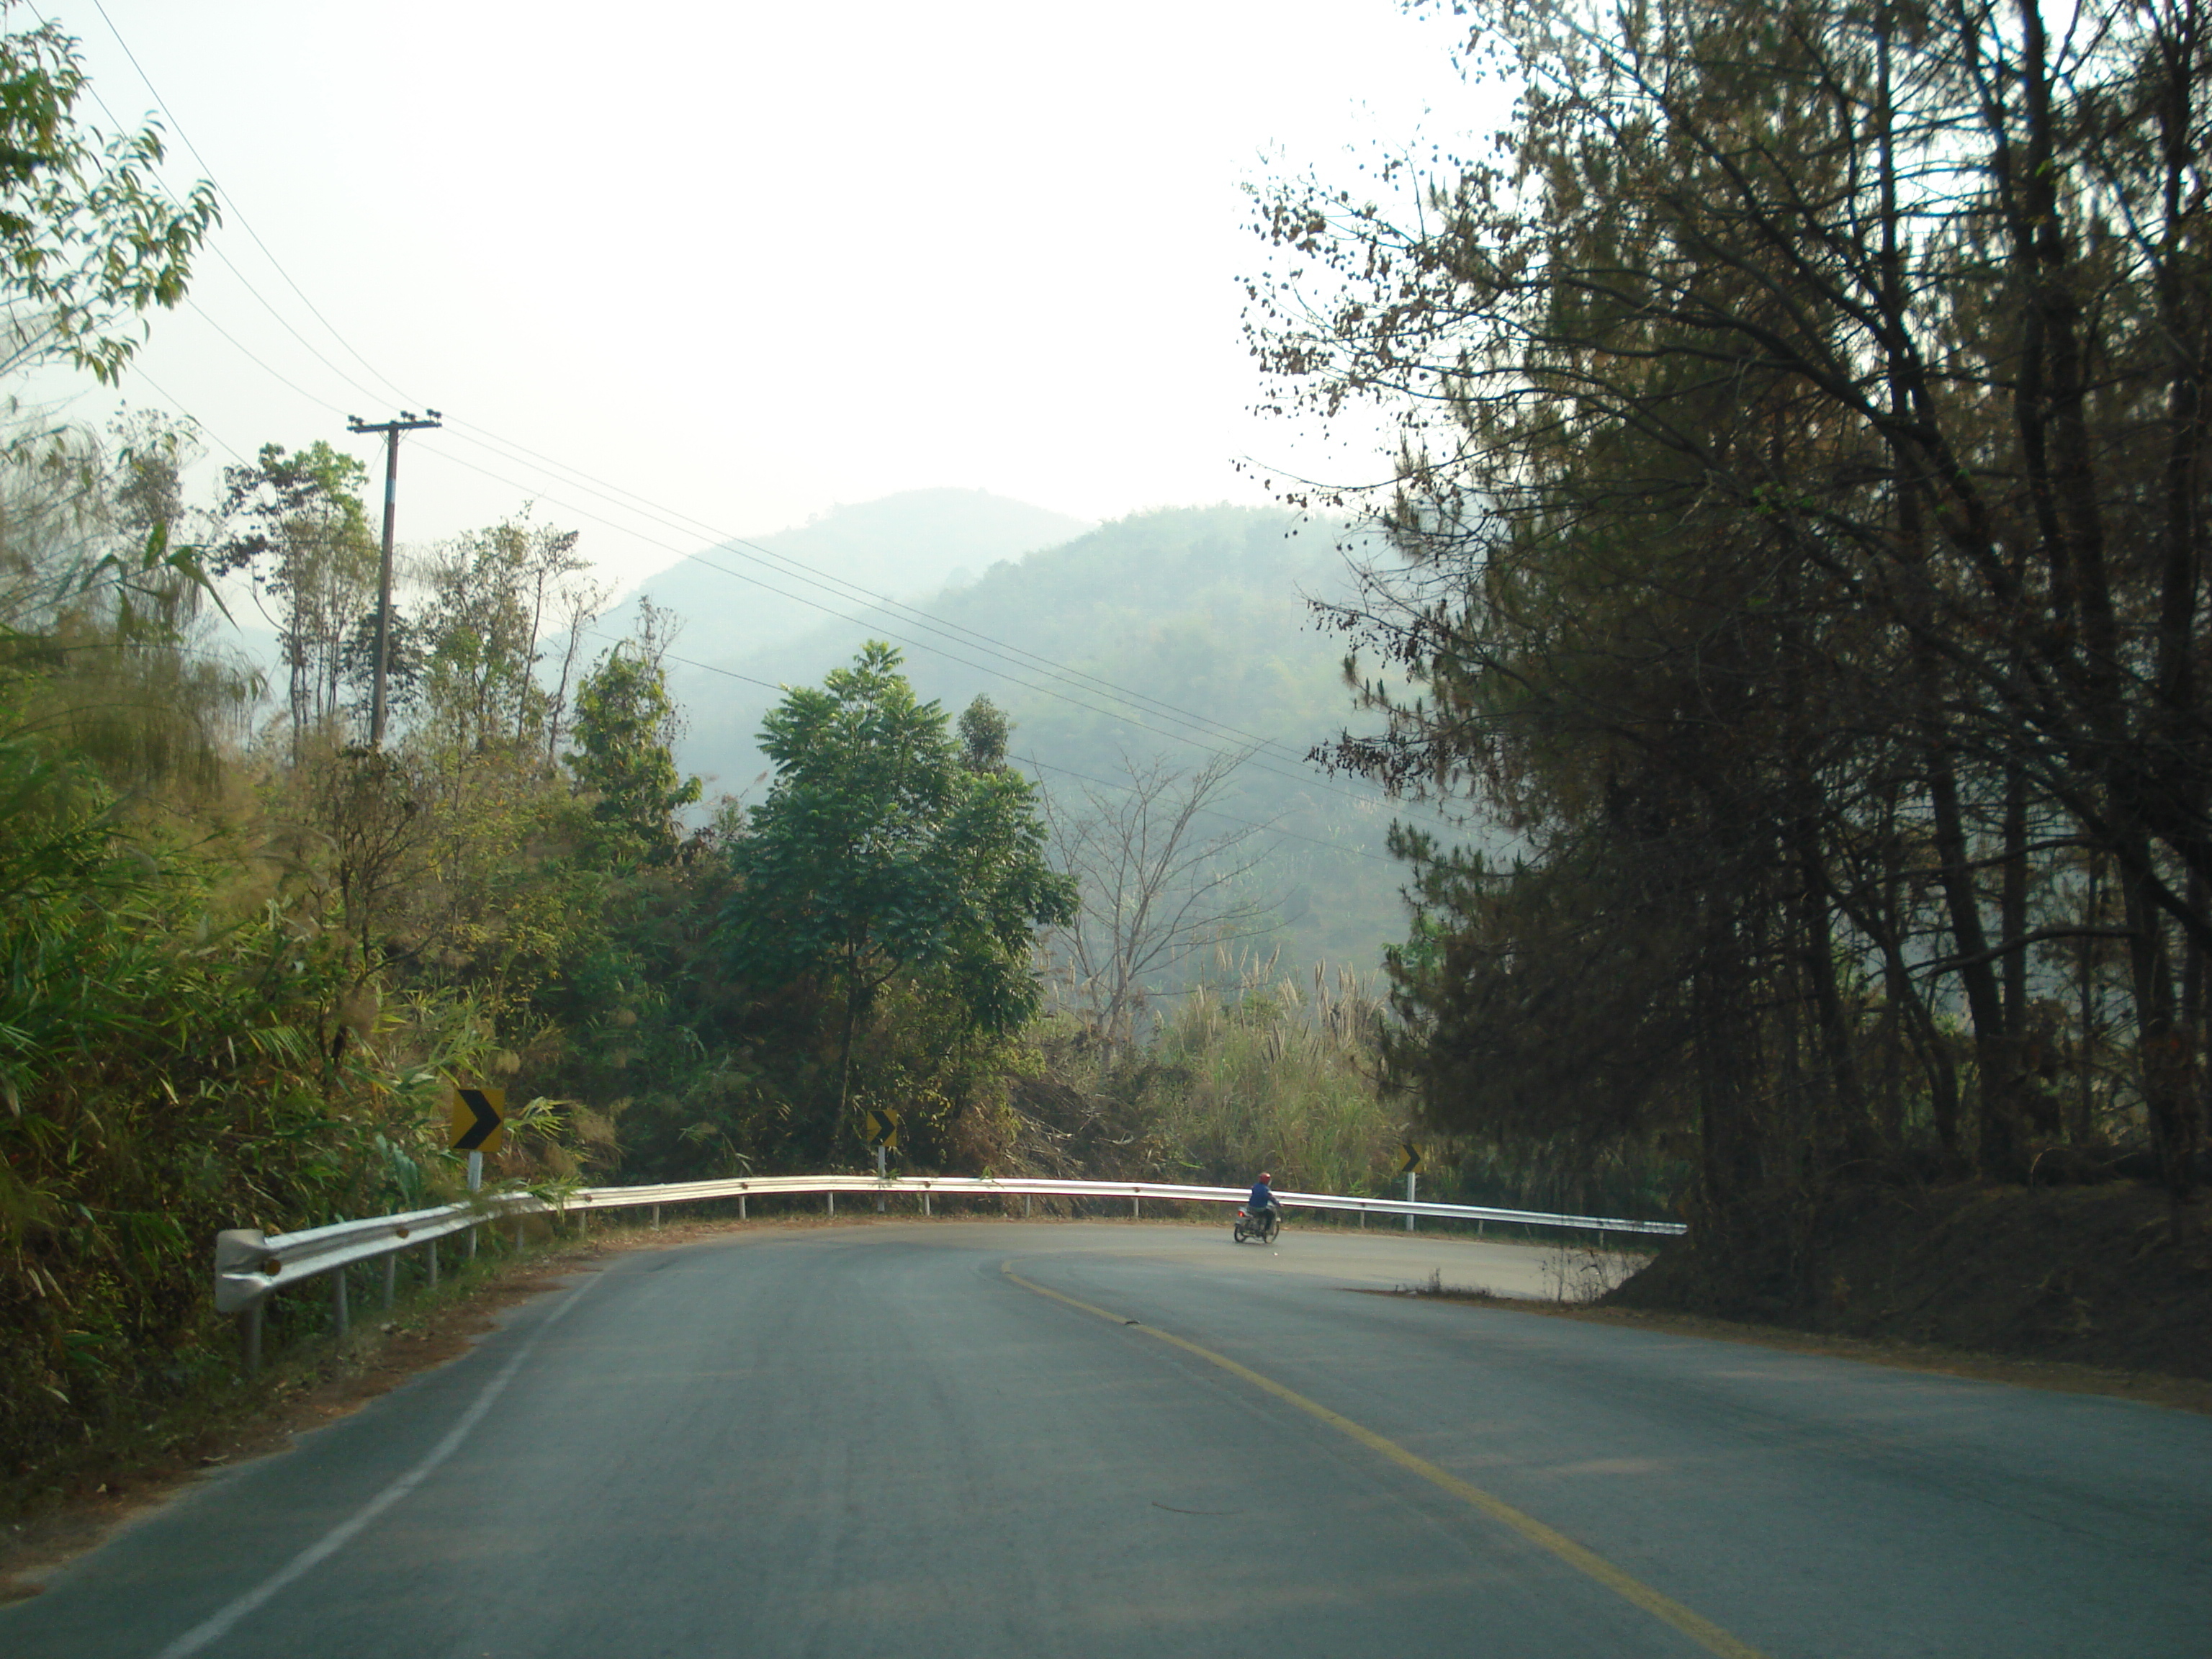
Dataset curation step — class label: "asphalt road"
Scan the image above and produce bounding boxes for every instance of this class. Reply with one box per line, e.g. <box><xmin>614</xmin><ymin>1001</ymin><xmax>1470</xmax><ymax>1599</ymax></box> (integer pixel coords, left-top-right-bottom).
<box><xmin>9</xmin><ymin>1220</ymin><xmax>2208</xmax><ymax>1658</ymax></box>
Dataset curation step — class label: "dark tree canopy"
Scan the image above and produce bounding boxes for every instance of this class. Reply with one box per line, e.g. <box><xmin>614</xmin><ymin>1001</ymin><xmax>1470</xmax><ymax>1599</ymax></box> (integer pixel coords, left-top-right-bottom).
<box><xmin>1249</xmin><ymin>0</ymin><xmax>2212</xmax><ymax>1220</ymax></box>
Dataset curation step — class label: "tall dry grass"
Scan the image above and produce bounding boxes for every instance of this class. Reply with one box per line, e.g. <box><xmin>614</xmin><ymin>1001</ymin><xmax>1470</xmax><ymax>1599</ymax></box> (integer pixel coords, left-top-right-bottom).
<box><xmin>1035</xmin><ymin>955</ymin><xmax>1408</xmax><ymax>1195</ymax></box>
<box><xmin>1022</xmin><ymin>948</ymin><xmax>1687</xmax><ymax>1224</ymax></box>
<box><xmin>1147</xmin><ymin>961</ymin><xmax>1403</xmax><ymax>1194</ymax></box>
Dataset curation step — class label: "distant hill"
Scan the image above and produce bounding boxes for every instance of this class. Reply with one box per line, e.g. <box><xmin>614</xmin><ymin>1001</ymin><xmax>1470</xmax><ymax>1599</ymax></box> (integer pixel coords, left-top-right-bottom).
<box><xmin>662</xmin><ymin>501</ymin><xmax>1471</xmax><ymax>980</ymax></box>
<box><xmin>601</xmin><ymin>489</ymin><xmax>1094</xmax><ymax>680</ymax></box>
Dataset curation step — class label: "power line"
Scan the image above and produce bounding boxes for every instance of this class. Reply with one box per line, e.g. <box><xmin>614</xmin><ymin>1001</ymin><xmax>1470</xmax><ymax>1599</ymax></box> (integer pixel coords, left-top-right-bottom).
<box><xmin>120</xmin><ymin>364</ymin><xmax>251</xmax><ymax>465</ymax></box>
<box><xmin>75</xmin><ymin>1</ymin><xmax>1455</xmax><ymax>842</ymax></box>
<box><xmin>433</xmin><ymin>417</ymin><xmax>1334</xmax><ymax>773</ymax></box>
<box><xmin>168</xmin><ymin>269</ymin><xmax>1437</xmax><ymax>830</ymax></box>
<box><xmin>423</xmin><ymin>436</ymin><xmax>1388</xmax><ymax>809</ymax></box>
<box><xmin>577</xmin><ymin>622</ymin><xmax>1398</xmax><ymax>867</ymax></box>
<box><xmin>578</xmin><ymin>627</ymin><xmax>783</xmax><ymax>697</ymax></box>
<box><xmin>1012</xmin><ymin>752</ymin><xmax>1401</xmax><ymax>868</ymax></box>
<box><xmin>66</xmin><ymin>0</ymin><xmax>1387</xmax><ymax>804</ymax></box>
<box><xmin>186</xmin><ymin>299</ymin><xmax>351</xmax><ymax>416</ymax></box>
<box><xmin>86</xmin><ymin>0</ymin><xmax>423</xmax><ymax>411</ymax></box>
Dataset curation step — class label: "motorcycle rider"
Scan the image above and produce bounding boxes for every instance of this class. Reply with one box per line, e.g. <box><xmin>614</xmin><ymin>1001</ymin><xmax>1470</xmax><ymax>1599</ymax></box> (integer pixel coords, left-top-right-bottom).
<box><xmin>1247</xmin><ymin>1171</ymin><xmax>1280</xmax><ymax>1231</ymax></box>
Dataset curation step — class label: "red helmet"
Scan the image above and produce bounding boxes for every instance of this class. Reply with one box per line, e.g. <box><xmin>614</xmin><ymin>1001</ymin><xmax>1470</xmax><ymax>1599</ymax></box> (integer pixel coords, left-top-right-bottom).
<box><xmin>1259</xmin><ymin>1172</ymin><xmax>1272</xmax><ymax>1182</ymax></box>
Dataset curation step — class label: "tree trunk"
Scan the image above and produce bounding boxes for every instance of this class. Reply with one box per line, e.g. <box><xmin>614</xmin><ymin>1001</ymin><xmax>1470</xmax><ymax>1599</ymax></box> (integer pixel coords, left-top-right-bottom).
<box><xmin>2120</xmin><ymin>848</ymin><xmax>2200</xmax><ymax>1229</ymax></box>
<box><xmin>1926</xmin><ymin>736</ymin><xmax>2023</xmax><ymax>1176</ymax></box>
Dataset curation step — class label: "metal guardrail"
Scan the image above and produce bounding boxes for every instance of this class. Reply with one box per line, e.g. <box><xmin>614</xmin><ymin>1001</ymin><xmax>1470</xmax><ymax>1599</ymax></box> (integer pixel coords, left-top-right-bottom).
<box><xmin>559</xmin><ymin>1173</ymin><xmax>1689</xmax><ymax>1236</ymax></box>
<box><xmin>212</xmin><ymin>1174</ymin><xmax>1685</xmax><ymax>1369</ymax></box>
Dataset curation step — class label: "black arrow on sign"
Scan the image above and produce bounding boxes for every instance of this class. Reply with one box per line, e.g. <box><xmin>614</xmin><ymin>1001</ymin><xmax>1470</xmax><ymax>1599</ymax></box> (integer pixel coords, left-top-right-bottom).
<box><xmin>455</xmin><ymin>1089</ymin><xmax>501</xmax><ymax>1151</ymax></box>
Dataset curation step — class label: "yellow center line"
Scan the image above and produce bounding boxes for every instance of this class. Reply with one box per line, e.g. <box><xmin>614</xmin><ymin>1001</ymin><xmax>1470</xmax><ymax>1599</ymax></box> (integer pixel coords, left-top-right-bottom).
<box><xmin>1002</xmin><ymin>1261</ymin><xmax>1768</xmax><ymax>1659</ymax></box>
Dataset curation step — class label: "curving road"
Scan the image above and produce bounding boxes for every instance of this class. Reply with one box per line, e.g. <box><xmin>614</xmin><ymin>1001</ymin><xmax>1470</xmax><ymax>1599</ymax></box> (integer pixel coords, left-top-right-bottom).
<box><xmin>7</xmin><ymin>1220</ymin><xmax>2208</xmax><ymax>1658</ymax></box>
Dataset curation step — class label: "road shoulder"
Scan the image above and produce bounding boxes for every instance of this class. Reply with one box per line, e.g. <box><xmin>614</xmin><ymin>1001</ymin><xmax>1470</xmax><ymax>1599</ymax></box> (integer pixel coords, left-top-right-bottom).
<box><xmin>1363</xmin><ymin>1284</ymin><xmax>2212</xmax><ymax>1414</ymax></box>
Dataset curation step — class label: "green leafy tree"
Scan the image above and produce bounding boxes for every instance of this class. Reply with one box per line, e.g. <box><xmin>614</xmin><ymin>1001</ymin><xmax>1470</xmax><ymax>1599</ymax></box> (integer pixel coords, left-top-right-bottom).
<box><xmin>214</xmin><ymin>441</ymin><xmax>377</xmax><ymax>760</ymax></box>
<box><xmin>416</xmin><ymin>512</ymin><xmax>590</xmax><ymax>757</ymax></box>
<box><xmin>721</xmin><ymin>643</ymin><xmax>1076</xmax><ymax>1142</ymax></box>
<box><xmin>0</xmin><ymin>6</ymin><xmax>218</xmax><ymax>384</ymax></box>
<box><xmin>957</xmin><ymin>693</ymin><xmax>1009</xmax><ymax>772</ymax></box>
<box><xmin>566</xmin><ymin>637</ymin><xmax>702</xmax><ymax>864</ymax></box>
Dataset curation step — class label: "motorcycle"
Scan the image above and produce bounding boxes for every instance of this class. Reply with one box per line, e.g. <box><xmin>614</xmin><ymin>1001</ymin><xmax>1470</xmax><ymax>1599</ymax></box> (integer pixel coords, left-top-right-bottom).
<box><xmin>1233</xmin><ymin>1205</ymin><xmax>1281</xmax><ymax>1244</ymax></box>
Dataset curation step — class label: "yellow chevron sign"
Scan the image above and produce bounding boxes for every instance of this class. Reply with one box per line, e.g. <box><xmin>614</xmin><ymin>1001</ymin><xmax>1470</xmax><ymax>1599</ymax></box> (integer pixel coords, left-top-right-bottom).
<box><xmin>449</xmin><ymin>1087</ymin><xmax>505</xmax><ymax>1154</ymax></box>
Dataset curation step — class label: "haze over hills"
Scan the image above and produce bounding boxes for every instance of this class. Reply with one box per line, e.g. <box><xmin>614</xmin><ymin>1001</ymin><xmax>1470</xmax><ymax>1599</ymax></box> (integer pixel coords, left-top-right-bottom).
<box><xmin>634</xmin><ymin>495</ymin><xmax>1457</xmax><ymax>979</ymax></box>
<box><xmin>672</xmin><ymin>502</ymin><xmax>1354</xmax><ymax>783</ymax></box>
<box><xmin>601</xmin><ymin>488</ymin><xmax>1094</xmax><ymax>678</ymax></box>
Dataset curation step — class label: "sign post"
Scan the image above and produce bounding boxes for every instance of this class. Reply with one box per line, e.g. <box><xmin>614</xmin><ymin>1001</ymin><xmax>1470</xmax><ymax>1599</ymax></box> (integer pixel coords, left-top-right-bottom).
<box><xmin>863</xmin><ymin>1110</ymin><xmax>903</xmax><ymax>1212</ymax></box>
<box><xmin>449</xmin><ymin>1087</ymin><xmax>505</xmax><ymax>1256</ymax></box>
<box><xmin>1397</xmin><ymin>1142</ymin><xmax>1425</xmax><ymax>1232</ymax></box>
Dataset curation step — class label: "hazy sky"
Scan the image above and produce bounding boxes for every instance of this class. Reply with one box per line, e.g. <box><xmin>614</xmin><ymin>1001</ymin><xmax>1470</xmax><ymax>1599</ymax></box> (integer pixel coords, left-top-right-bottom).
<box><xmin>33</xmin><ymin>0</ymin><xmax>1483</xmax><ymax>596</ymax></box>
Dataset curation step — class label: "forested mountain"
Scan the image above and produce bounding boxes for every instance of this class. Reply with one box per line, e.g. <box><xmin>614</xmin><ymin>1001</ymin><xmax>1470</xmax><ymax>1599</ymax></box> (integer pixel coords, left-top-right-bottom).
<box><xmin>605</xmin><ymin>488</ymin><xmax>1093</xmax><ymax>683</ymax></box>
<box><xmin>667</xmin><ymin>502</ymin><xmax>1445</xmax><ymax>980</ymax></box>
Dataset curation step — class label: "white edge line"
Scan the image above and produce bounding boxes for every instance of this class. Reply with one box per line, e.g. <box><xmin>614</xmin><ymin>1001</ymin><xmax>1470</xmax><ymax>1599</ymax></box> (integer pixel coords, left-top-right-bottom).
<box><xmin>149</xmin><ymin>1271</ymin><xmax>604</xmax><ymax>1659</ymax></box>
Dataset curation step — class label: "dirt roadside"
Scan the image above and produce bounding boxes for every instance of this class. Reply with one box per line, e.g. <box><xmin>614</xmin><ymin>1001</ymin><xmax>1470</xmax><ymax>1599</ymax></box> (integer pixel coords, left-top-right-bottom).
<box><xmin>1367</xmin><ymin>1282</ymin><xmax>2212</xmax><ymax>1415</ymax></box>
<box><xmin>1600</xmin><ymin>1179</ymin><xmax>2212</xmax><ymax>1388</ymax></box>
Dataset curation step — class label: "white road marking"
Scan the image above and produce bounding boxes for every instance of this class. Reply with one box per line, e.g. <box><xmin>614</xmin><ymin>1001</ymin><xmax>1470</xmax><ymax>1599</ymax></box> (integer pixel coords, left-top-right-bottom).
<box><xmin>149</xmin><ymin>1271</ymin><xmax>603</xmax><ymax>1659</ymax></box>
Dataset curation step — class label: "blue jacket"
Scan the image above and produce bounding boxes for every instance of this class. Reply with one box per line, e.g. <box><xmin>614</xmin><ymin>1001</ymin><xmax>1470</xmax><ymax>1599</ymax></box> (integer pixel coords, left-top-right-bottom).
<box><xmin>1249</xmin><ymin>1181</ymin><xmax>1276</xmax><ymax>1210</ymax></box>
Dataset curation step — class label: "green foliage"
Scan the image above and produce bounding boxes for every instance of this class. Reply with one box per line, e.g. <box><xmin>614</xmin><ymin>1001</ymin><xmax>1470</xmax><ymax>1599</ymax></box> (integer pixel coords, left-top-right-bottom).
<box><xmin>215</xmin><ymin>441</ymin><xmax>377</xmax><ymax>755</ymax></box>
<box><xmin>0</xmin><ymin>728</ymin><xmax>487</xmax><ymax>1466</ymax></box>
<box><xmin>678</xmin><ymin>505</ymin><xmax>1419</xmax><ymax>978</ymax></box>
<box><xmin>0</xmin><ymin>454</ymin><xmax>636</xmax><ymax>1469</ymax></box>
<box><xmin>1017</xmin><ymin>952</ymin><xmax>1681</xmax><ymax>1220</ymax></box>
<box><xmin>1138</xmin><ymin>968</ymin><xmax>1398</xmax><ymax>1196</ymax></box>
<box><xmin>1019</xmin><ymin>958</ymin><xmax>1403</xmax><ymax>1196</ymax></box>
<box><xmin>415</xmin><ymin>513</ymin><xmax>588</xmax><ymax>757</ymax></box>
<box><xmin>0</xmin><ymin>418</ymin><xmax>246</xmax><ymax>801</ymax></box>
<box><xmin>566</xmin><ymin>642</ymin><xmax>701</xmax><ymax>864</ymax></box>
<box><xmin>0</xmin><ymin>6</ymin><xmax>217</xmax><ymax>384</ymax></box>
<box><xmin>956</xmin><ymin>693</ymin><xmax>1007</xmax><ymax>773</ymax></box>
<box><xmin>722</xmin><ymin>643</ymin><xmax>1075</xmax><ymax>1146</ymax></box>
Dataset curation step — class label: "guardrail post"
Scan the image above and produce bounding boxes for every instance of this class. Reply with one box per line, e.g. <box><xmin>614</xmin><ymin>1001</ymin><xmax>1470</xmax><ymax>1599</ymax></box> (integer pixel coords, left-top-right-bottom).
<box><xmin>427</xmin><ymin>1238</ymin><xmax>439</xmax><ymax>1288</ymax></box>
<box><xmin>1024</xmin><ymin>1195</ymin><xmax>1031</xmax><ymax>1218</ymax></box>
<box><xmin>514</xmin><ymin>1218</ymin><xmax>526</xmax><ymax>1250</ymax></box>
<box><xmin>1132</xmin><ymin>1195</ymin><xmax>1139</xmax><ymax>1219</ymax></box>
<box><xmin>467</xmin><ymin>1223</ymin><xmax>479</xmax><ymax>1261</ymax></box>
<box><xmin>1406</xmin><ymin>1172</ymin><xmax>1417</xmax><ymax>1232</ymax></box>
<box><xmin>827</xmin><ymin>1191</ymin><xmax>836</xmax><ymax>1218</ymax></box>
<box><xmin>922</xmin><ymin>1190</ymin><xmax>931</xmax><ymax>1217</ymax></box>
<box><xmin>333</xmin><ymin>1265</ymin><xmax>349</xmax><ymax>1336</ymax></box>
<box><xmin>739</xmin><ymin>1195</ymin><xmax>747</xmax><ymax>1220</ymax></box>
<box><xmin>240</xmin><ymin>1305</ymin><xmax>261</xmax><ymax>1376</ymax></box>
<box><xmin>651</xmin><ymin>1204</ymin><xmax>660</xmax><ymax>1230</ymax></box>
<box><xmin>382</xmin><ymin>1253</ymin><xmax>396</xmax><ymax>1310</ymax></box>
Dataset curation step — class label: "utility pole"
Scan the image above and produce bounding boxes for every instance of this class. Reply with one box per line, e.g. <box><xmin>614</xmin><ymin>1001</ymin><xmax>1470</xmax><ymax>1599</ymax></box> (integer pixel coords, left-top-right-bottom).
<box><xmin>346</xmin><ymin>409</ymin><xmax>443</xmax><ymax>747</ymax></box>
